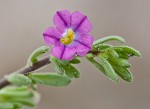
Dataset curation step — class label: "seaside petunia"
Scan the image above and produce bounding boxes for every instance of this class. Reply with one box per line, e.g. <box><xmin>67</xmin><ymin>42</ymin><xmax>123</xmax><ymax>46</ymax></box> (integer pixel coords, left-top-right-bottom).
<box><xmin>43</xmin><ymin>10</ymin><xmax>94</xmax><ymax>60</ymax></box>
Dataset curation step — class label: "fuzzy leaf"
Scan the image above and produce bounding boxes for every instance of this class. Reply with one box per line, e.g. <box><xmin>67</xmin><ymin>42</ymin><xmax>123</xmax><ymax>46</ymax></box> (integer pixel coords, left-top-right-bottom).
<box><xmin>6</xmin><ymin>73</ymin><xmax>32</xmax><ymax>86</ymax></box>
<box><xmin>93</xmin><ymin>36</ymin><xmax>125</xmax><ymax>46</ymax></box>
<box><xmin>28</xmin><ymin>46</ymin><xmax>49</xmax><ymax>65</ymax></box>
<box><xmin>0</xmin><ymin>102</ymin><xmax>14</xmax><ymax>109</ymax></box>
<box><xmin>69</xmin><ymin>58</ymin><xmax>81</xmax><ymax>64</ymax></box>
<box><xmin>0</xmin><ymin>87</ymin><xmax>38</xmax><ymax>107</ymax></box>
<box><xmin>98</xmin><ymin>55</ymin><xmax>119</xmax><ymax>82</ymax></box>
<box><xmin>112</xmin><ymin>65</ymin><xmax>133</xmax><ymax>82</ymax></box>
<box><xmin>86</xmin><ymin>56</ymin><xmax>106</xmax><ymax>76</ymax></box>
<box><xmin>103</xmin><ymin>48</ymin><xmax>119</xmax><ymax>58</ymax></box>
<box><xmin>92</xmin><ymin>44</ymin><xmax>112</xmax><ymax>51</ymax></box>
<box><xmin>28</xmin><ymin>73</ymin><xmax>71</xmax><ymax>86</ymax></box>
<box><xmin>114</xmin><ymin>48</ymin><xmax>129</xmax><ymax>59</ymax></box>
<box><xmin>50</xmin><ymin>56</ymin><xmax>65</xmax><ymax>74</ymax></box>
<box><xmin>61</xmin><ymin>64</ymin><xmax>80</xmax><ymax>78</ymax></box>
<box><xmin>109</xmin><ymin>57</ymin><xmax>131</xmax><ymax>68</ymax></box>
<box><xmin>51</xmin><ymin>56</ymin><xmax>80</xmax><ymax>78</ymax></box>
<box><xmin>0</xmin><ymin>86</ymin><xmax>33</xmax><ymax>98</ymax></box>
<box><xmin>114</xmin><ymin>46</ymin><xmax>141</xmax><ymax>57</ymax></box>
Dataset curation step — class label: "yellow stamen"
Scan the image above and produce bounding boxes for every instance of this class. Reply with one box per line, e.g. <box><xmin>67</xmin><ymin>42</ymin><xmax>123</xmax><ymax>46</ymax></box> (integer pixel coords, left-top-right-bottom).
<box><xmin>60</xmin><ymin>29</ymin><xmax>75</xmax><ymax>45</ymax></box>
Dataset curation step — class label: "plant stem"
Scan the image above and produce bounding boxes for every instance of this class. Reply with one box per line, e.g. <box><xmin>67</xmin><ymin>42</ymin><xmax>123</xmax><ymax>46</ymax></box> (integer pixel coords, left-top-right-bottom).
<box><xmin>0</xmin><ymin>50</ymin><xmax>101</xmax><ymax>89</ymax></box>
<box><xmin>0</xmin><ymin>56</ymin><xmax>50</xmax><ymax>89</ymax></box>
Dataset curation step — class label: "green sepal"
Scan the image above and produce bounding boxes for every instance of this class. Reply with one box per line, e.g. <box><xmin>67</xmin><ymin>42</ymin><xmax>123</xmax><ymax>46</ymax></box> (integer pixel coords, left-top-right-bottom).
<box><xmin>113</xmin><ymin>46</ymin><xmax>141</xmax><ymax>57</ymax></box>
<box><xmin>93</xmin><ymin>35</ymin><xmax>125</xmax><ymax>46</ymax></box>
<box><xmin>28</xmin><ymin>73</ymin><xmax>71</xmax><ymax>86</ymax></box>
<box><xmin>27</xmin><ymin>46</ymin><xmax>49</xmax><ymax>65</ymax></box>
<box><xmin>98</xmin><ymin>55</ymin><xmax>119</xmax><ymax>82</ymax></box>
<box><xmin>5</xmin><ymin>73</ymin><xmax>32</xmax><ymax>86</ymax></box>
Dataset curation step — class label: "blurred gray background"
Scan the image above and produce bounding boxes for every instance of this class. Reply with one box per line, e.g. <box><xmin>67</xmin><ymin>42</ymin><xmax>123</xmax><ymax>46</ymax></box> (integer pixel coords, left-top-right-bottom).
<box><xmin>0</xmin><ymin>0</ymin><xmax>149</xmax><ymax>109</ymax></box>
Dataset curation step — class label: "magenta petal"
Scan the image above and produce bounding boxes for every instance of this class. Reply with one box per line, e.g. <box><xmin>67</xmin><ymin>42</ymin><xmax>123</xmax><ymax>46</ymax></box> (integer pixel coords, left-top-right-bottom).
<box><xmin>76</xmin><ymin>44</ymin><xmax>91</xmax><ymax>56</ymax></box>
<box><xmin>53</xmin><ymin>10</ymin><xmax>71</xmax><ymax>32</ymax></box>
<box><xmin>75</xmin><ymin>34</ymin><xmax>94</xmax><ymax>56</ymax></box>
<box><xmin>43</xmin><ymin>27</ymin><xmax>61</xmax><ymax>45</ymax></box>
<box><xmin>51</xmin><ymin>44</ymin><xmax>76</xmax><ymax>60</ymax></box>
<box><xmin>71</xmin><ymin>11</ymin><xmax>92</xmax><ymax>34</ymax></box>
<box><xmin>51</xmin><ymin>44</ymin><xmax>65</xmax><ymax>59</ymax></box>
<box><xmin>61</xmin><ymin>46</ymin><xmax>76</xmax><ymax>60</ymax></box>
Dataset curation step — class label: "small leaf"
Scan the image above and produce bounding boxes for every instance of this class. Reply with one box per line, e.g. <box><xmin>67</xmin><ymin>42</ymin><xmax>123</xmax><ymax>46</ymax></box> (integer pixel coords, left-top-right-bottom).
<box><xmin>69</xmin><ymin>58</ymin><xmax>81</xmax><ymax>64</ymax></box>
<box><xmin>6</xmin><ymin>73</ymin><xmax>32</xmax><ymax>86</ymax></box>
<box><xmin>86</xmin><ymin>56</ymin><xmax>106</xmax><ymax>76</ymax></box>
<box><xmin>0</xmin><ymin>102</ymin><xmax>14</xmax><ymax>109</ymax></box>
<box><xmin>98</xmin><ymin>55</ymin><xmax>119</xmax><ymax>82</ymax></box>
<box><xmin>115</xmin><ymin>48</ymin><xmax>129</xmax><ymax>59</ymax></box>
<box><xmin>50</xmin><ymin>56</ymin><xmax>65</xmax><ymax>74</ymax></box>
<box><xmin>103</xmin><ymin>48</ymin><xmax>119</xmax><ymax>58</ymax></box>
<box><xmin>0</xmin><ymin>86</ymin><xmax>37</xmax><ymax>107</ymax></box>
<box><xmin>50</xmin><ymin>56</ymin><xmax>80</xmax><ymax>78</ymax></box>
<box><xmin>93</xmin><ymin>35</ymin><xmax>125</xmax><ymax>46</ymax></box>
<box><xmin>56</xmin><ymin>59</ymin><xmax>69</xmax><ymax>65</ymax></box>
<box><xmin>112</xmin><ymin>65</ymin><xmax>133</xmax><ymax>82</ymax></box>
<box><xmin>28</xmin><ymin>73</ymin><xmax>71</xmax><ymax>86</ymax></box>
<box><xmin>114</xmin><ymin>46</ymin><xmax>141</xmax><ymax>57</ymax></box>
<box><xmin>27</xmin><ymin>46</ymin><xmax>49</xmax><ymax>65</ymax></box>
<box><xmin>0</xmin><ymin>87</ymin><xmax>33</xmax><ymax>100</ymax></box>
<box><xmin>92</xmin><ymin>44</ymin><xmax>112</xmax><ymax>51</ymax></box>
<box><xmin>109</xmin><ymin>57</ymin><xmax>131</xmax><ymax>68</ymax></box>
<box><xmin>62</xmin><ymin>64</ymin><xmax>80</xmax><ymax>78</ymax></box>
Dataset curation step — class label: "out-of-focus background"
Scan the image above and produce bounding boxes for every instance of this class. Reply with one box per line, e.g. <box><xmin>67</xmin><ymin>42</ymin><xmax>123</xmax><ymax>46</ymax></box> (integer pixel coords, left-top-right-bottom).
<box><xmin>0</xmin><ymin>0</ymin><xmax>149</xmax><ymax>109</ymax></box>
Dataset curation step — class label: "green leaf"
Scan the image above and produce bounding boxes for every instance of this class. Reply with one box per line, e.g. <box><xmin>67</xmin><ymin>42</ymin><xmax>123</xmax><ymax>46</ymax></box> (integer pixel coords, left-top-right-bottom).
<box><xmin>98</xmin><ymin>55</ymin><xmax>119</xmax><ymax>82</ymax></box>
<box><xmin>28</xmin><ymin>73</ymin><xmax>71</xmax><ymax>86</ymax></box>
<box><xmin>27</xmin><ymin>46</ymin><xmax>49</xmax><ymax>65</ymax></box>
<box><xmin>0</xmin><ymin>102</ymin><xmax>14</xmax><ymax>109</ymax></box>
<box><xmin>61</xmin><ymin>64</ymin><xmax>80</xmax><ymax>78</ymax></box>
<box><xmin>50</xmin><ymin>56</ymin><xmax>65</xmax><ymax>74</ymax></box>
<box><xmin>0</xmin><ymin>86</ymin><xmax>33</xmax><ymax>98</ymax></box>
<box><xmin>114</xmin><ymin>48</ymin><xmax>129</xmax><ymax>59</ymax></box>
<box><xmin>112</xmin><ymin>65</ymin><xmax>133</xmax><ymax>82</ymax></box>
<box><xmin>6</xmin><ymin>73</ymin><xmax>32</xmax><ymax>86</ymax></box>
<box><xmin>50</xmin><ymin>56</ymin><xmax>80</xmax><ymax>78</ymax></box>
<box><xmin>109</xmin><ymin>57</ymin><xmax>131</xmax><ymax>68</ymax></box>
<box><xmin>56</xmin><ymin>59</ymin><xmax>69</xmax><ymax>66</ymax></box>
<box><xmin>86</xmin><ymin>56</ymin><xmax>106</xmax><ymax>76</ymax></box>
<box><xmin>92</xmin><ymin>44</ymin><xmax>112</xmax><ymax>51</ymax></box>
<box><xmin>0</xmin><ymin>86</ymin><xmax>38</xmax><ymax>107</ymax></box>
<box><xmin>113</xmin><ymin>46</ymin><xmax>141</xmax><ymax>57</ymax></box>
<box><xmin>69</xmin><ymin>58</ymin><xmax>81</xmax><ymax>64</ymax></box>
<box><xmin>103</xmin><ymin>48</ymin><xmax>119</xmax><ymax>58</ymax></box>
<box><xmin>93</xmin><ymin>36</ymin><xmax>125</xmax><ymax>46</ymax></box>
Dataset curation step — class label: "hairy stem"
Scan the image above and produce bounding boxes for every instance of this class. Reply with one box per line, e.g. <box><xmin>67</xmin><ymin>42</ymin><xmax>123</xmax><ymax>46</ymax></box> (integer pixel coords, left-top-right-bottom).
<box><xmin>0</xmin><ymin>56</ymin><xmax>50</xmax><ymax>89</ymax></box>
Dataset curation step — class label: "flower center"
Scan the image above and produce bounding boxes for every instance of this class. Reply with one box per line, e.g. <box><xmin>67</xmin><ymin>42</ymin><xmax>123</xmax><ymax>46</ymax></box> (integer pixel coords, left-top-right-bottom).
<box><xmin>60</xmin><ymin>29</ymin><xmax>75</xmax><ymax>45</ymax></box>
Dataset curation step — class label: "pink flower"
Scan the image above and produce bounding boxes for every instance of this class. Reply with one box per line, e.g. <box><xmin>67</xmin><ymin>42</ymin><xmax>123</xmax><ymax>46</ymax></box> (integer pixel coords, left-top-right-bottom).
<box><xmin>43</xmin><ymin>10</ymin><xmax>94</xmax><ymax>60</ymax></box>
